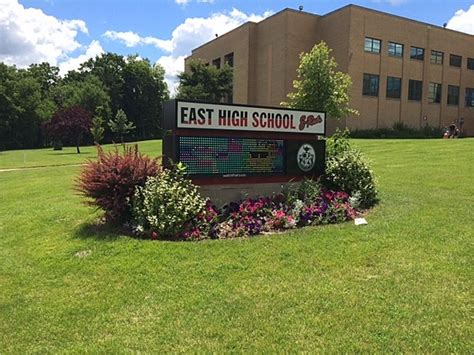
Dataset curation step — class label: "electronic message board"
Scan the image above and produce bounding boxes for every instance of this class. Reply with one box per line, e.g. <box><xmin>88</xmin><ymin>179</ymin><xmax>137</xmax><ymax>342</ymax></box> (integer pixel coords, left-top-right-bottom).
<box><xmin>178</xmin><ymin>136</ymin><xmax>285</xmax><ymax>176</ymax></box>
<box><xmin>163</xmin><ymin>100</ymin><xmax>326</xmax><ymax>185</ymax></box>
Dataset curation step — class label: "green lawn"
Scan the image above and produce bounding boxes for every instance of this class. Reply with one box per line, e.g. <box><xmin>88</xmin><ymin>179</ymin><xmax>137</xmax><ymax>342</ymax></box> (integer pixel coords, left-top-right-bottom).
<box><xmin>0</xmin><ymin>139</ymin><xmax>473</xmax><ymax>352</ymax></box>
<box><xmin>0</xmin><ymin>140</ymin><xmax>162</xmax><ymax>169</ymax></box>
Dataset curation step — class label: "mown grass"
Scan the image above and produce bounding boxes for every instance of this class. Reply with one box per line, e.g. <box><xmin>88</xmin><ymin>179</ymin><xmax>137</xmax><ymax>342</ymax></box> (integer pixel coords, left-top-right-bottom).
<box><xmin>0</xmin><ymin>140</ymin><xmax>162</xmax><ymax>169</ymax></box>
<box><xmin>0</xmin><ymin>139</ymin><xmax>473</xmax><ymax>352</ymax></box>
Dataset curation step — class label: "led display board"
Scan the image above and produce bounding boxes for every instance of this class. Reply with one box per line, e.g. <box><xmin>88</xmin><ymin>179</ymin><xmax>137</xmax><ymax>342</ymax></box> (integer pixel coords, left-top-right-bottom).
<box><xmin>163</xmin><ymin>100</ymin><xmax>326</xmax><ymax>185</ymax></box>
<box><xmin>178</xmin><ymin>136</ymin><xmax>285</xmax><ymax>176</ymax></box>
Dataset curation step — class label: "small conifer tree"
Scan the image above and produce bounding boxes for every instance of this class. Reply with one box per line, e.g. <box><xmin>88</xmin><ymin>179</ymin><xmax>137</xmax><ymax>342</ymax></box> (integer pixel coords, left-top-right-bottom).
<box><xmin>108</xmin><ymin>109</ymin><xmax>135</xmax><ymax>143</ymax></box>
<box><xmin>90</xmin><ymin>106</ymin><xmax>105</xmax><ymax>144</ymax></box>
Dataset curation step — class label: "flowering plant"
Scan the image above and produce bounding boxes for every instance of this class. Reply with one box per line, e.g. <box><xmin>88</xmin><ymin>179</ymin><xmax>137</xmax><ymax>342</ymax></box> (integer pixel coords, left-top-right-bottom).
<box><xmin>131</xmin><ymin>172</ymin><xmax>359</xmax><ymax>240</ymax></box>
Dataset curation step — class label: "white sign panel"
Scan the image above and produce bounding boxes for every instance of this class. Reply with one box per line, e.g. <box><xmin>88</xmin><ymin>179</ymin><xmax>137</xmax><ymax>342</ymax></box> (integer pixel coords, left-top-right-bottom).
<box><xmin>176</xmin><ymin>101</ymin><xmax>325</xmax><ymax>135</ymax></box>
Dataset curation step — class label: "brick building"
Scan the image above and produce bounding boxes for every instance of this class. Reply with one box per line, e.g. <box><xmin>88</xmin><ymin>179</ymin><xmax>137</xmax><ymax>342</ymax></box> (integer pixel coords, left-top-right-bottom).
<box><xmin>185</xmin><ymin>4</ymin><xmax>474</xmax><ymax>135</ymax></box>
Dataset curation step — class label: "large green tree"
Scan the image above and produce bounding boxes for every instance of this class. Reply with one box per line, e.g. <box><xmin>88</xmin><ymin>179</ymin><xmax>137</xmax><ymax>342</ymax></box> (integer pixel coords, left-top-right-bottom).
<box><xmin>122</xmin><ymin>57</ymin><xmax>169</xmax><ymax>139</ymax></box>
<box><xmin>283</xmin><ymin>41</ymin><xmax>357</xmax><ymax>119</ymax></box>
<box><xmin>0</xmin><ymin>63</ymin><xmax>56</xmax><ymax>150</ymax></box>
<box><xmin>78</xmin><ymin>53</ymin><xmax>126</xmax><ymax>115</ymax></box>
<box><xmin>176</xmin><ymin>59</ymin><xmax>233</xmax><ymax>103</ymax></box>
<box><xmin>0</xmin><ymin>52</ymin><xmax>169</xmax><ymax>150</ymax></box>
<box><xmin>51</xmin><ymin>75</ymin><xmax>111</xmax><ymax>119</ymax></box>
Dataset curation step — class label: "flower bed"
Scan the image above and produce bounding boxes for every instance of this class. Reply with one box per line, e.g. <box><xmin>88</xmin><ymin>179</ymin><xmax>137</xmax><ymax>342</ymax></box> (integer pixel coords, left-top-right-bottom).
<box><xmin>132</xmin><ymin>180</ymin><xmax>358</xmax><ymax>241</ymax></box>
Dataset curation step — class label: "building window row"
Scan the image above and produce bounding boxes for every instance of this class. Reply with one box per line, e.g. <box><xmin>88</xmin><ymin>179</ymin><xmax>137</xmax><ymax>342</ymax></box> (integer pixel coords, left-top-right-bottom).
<box><xmin>364</xmin><ymin>37</ymin><xmax>474</xmax><ymax>69</ymax></box>
<box><xmin>363</xmin><ymin>73</ymin><xmax>474</xmax><ymax>107</ymax></box>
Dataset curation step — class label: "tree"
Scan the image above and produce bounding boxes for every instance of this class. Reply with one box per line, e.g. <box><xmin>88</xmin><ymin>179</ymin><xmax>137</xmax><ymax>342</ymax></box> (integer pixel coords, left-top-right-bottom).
<box><xmin>108</xmin><ymin>109</ymin><xmax>135</xmax><ymax>143</ymax></box>
<box><xmin>0</xmin><ymin>63</ymin><xmax>58</xmax><ymax>150</ymax></box>
<box><xmin>282</xmin><ymin>41</ymin><xmax>358</xmax><ymax>119</ymax></box>
<box><xmin>45</xmin><ymin>107</ymin><xmax>92</xmax><ymax>153</ymax></box>
<box><xmin>51</xmin><ymin>75</ymin><xmax>111</xmax><ymax>120</ymax></box>
<box><xmin>121</xmin><ymin>57</ymin><xmax>169</xmax><ymax>139</ymax></box>
<box><xmin>91</xmin><ymin>106</ymin><xmax>106</xmax><ymax>144</ymax></box>
<box><xmin>176</xmin><ymin>59</ymin><xmax>233</xmax><ymax>103</ymax></box>
<box><xmin>79</xmin><ymin>53</ymin><xmax>127</xmax><ymax>116</ymax></box>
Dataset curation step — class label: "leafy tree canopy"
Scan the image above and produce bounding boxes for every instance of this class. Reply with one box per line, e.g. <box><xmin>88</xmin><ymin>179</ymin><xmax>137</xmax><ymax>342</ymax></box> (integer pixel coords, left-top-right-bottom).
<box><xmin>45</xmin><ymin>106</ymin><xmax>92</xmax><ymax>153</ymax></box>
<box><xmin>176</xmin><ymin>59</ymin><xmax>233</xmax><ymax>103</ymax></box>
<box><xmin>283</xmin><ymin>41</ymin><xmax>358</xmax><ymax>119</ymax></box>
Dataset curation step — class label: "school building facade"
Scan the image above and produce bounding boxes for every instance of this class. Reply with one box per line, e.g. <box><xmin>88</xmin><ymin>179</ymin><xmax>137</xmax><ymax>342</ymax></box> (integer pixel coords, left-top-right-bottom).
<box><xmin>185</xmin><ymin>4</ymin><xmax>474</xmax><ymax>136</ymax></box>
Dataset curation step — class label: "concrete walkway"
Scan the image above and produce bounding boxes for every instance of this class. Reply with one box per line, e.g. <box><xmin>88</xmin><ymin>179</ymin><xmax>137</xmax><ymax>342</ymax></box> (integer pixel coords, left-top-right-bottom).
<box><xmin>0</xmin><ymin>163</ymin><xmax>84</xmax><ymax>173</ymax></box>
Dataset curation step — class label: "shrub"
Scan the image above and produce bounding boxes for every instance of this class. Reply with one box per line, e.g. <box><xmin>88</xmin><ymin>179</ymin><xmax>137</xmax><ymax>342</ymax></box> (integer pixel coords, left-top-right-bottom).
<box><xmin>324</xmin><ymin>130</ymin><xmax>378</xmax><ymax>208</ymax></box>
<box><xmin>45</xmin><ymin>106</ymin><xmax>92</xmax><ymax>154</ymax></box>
<box><xmin>350</xmin><ymin>122</ymin><xmax>443</xmax><ymax>139</ymax></box>
<box><xmin>131</xmin><ymin>163</ymin><xmax>209</xmax><ymax>239</ymax></box>
<box><xmin>284</xmin><ymin>177</ymin><xmax>322</xmax><ymax>205</ymax></box>
<box><xmin>324</xmin><ymin>150</ymin><xmax>378</xmax><ymax>208</ymax></box>
<box><xmin>76</xmin><ymin>145</ymin><xmax>160</xmax><ymax>224</ymax></box>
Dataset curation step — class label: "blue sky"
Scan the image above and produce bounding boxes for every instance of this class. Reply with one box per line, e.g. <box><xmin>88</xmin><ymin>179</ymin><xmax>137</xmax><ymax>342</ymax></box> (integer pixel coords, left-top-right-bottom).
<box><xmin>2</xmin><ymin>0</ymin><xmax>473</xmax><ymax>92</ymax></box>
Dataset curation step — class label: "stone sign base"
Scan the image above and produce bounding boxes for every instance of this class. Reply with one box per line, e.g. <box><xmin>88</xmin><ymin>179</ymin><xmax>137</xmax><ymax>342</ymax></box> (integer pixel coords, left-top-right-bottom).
<box><xmin>199</xmin><ymin>182</ymin><xmax>295</xmax><ymax>207</ymax></box>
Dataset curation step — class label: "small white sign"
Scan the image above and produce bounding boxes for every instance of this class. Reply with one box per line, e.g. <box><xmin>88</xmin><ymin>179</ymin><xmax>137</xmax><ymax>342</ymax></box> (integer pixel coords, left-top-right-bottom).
<box><xmin>176</xmin><ymin>101</ymin><xmax>325</xmax><ymax>135</ymax></box>
<box><xmin>354</xmin><ymin>218</ymin><xmax>368</xmax><ymax>226</ymax></box>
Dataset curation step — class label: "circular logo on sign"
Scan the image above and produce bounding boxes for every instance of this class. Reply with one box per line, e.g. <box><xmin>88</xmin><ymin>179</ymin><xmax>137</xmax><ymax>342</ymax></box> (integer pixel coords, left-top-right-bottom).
<box><xmin>297</xmin><ymin>144</ymin><xmax>316</xmax><ymax>172</ymax></box>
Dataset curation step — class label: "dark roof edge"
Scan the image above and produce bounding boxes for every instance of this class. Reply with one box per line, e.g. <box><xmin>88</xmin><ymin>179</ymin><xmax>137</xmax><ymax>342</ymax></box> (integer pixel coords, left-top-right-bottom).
<box><xmin>324</xmin><ymin>4</ymin><xmax>473</xmax><ymax>38</ymax></box>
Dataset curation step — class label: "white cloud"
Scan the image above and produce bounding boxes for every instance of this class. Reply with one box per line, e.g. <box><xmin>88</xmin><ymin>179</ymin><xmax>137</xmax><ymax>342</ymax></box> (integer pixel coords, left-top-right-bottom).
<box><xmin>446</xmin><ymin>4</ymin><xmax>474</xmax><ymax>34</ymax></box>
<box><xmin>103</xmin><ymin>30</ymin><xmax>141</xmax><ymax>47</ymax></box>
<box><xmin>156</xmin><ymin>55</ymin><xmax>186</xmax><ymax>95</ymax></box>
<box><xmin>104</xmin><ymin>8</ymin><xmax>272</xmax><ymax>90</ymax></box>
<box><xmin>58</xmin><ymin>40</ymin><xmax>104</xmax><ymax>75</ymax></box>
<box><xmin>103</xmin><ymin>30</ymin><xmax>173</xmax><ymax>51</ymax></box>
<box><xmin>0</xmin><ymin>0</ymin><xmax>88</xmax><ymax>67</ymax></box>
<box><xmin>158</xmin><ymin>8</ymin><xmax>272</xmax><ymax>89</ymax></box>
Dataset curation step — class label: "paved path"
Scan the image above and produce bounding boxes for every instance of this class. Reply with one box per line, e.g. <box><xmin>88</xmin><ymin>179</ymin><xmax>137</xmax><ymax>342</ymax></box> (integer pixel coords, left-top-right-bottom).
<box><xmin>0</xmin><ymin>163</ymin><xmax>84</xmax><ymax>173</ymax></box>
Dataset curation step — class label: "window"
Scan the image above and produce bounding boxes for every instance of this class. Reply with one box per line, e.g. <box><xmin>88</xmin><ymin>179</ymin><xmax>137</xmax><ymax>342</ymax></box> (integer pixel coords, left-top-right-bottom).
<box><xmin>466</xmin><ymin>88</ymin><xmax>474</xmax><ymax>107</ymax></box>
<box><xmin>447</xmin><ymin>85</ymin><xmax>460</xmax><ymax>106</ymax></box>
<box><xmin>431</xmin><ymin>50</ymin><xmax>443</xmax><ymax>64</ymax></box>
<box><xmin>410</xmin><ymin>46</ymin><xmax>424</xmax><ymax>60</ymax></box>
<box><xmin>224</xmin><ymin>52</ymin><xmax>234</xmax><ymax>67</ymax></box>
<box><xmin>388</xmin><ymin>42</ymin><xmax>403</xmax><ymax>57</ymax></box>
<box><xmin>212</xmin><ymin>58</ymin><xmax>221</xmax><ymax>69</ymax></box>
<box><xmin>363</xmin><ymin>74</ymin><xmax>379</xmax><ymax>96</ymax></box>
<box><xmin>428</xmin><ymin>83</ymin><xmax>442</xmax><ymax>103</ymax></box>
<box><xmin>386</xmin><ymin>77</ymin><xmax>402</xmax><ymax>99</ymax></box>
<box><xmin>449</xmin><ymin>54</ymin><xmax>462</xmax><ymax>67</ymax></box>
<box><xmin>468</xmin><ymin>58</ymin><xmax>474</xmax><ymax>70</ymax></box>
<box><xmin>408</xmin><ymin>80</ymin><xmax>423</xmax><ymax>101</ymax></box>
<box><xmin>364</xmin><ymin>37</ymin><xmax>381</xmax><ymax>53</ymax></box>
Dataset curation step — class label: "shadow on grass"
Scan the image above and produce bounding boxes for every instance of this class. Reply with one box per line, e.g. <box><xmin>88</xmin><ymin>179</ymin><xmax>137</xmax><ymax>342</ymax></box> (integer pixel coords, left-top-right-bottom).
<box><xmin>74</xmin><ymin>221</ymin><xmax>133</xmax><ymax>241</ymax></box>
<box><xmin>73</xmin><ymin>221</ymin><xmax>206</xmax><ymax>243</ymax></box>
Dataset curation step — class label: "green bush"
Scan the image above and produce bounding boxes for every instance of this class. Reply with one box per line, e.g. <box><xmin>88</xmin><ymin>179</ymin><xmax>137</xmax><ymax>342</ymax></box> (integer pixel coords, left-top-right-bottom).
<box><xmin>350</xmin><ymin>122</ymin><xmax>443</xmax><ymax>139</ymax></box>
<box><xmin>131</xmin><ymin>163</ymin><xmax>208</xmax><ymax>238</ymax></box>
<box><xmin>284</xmin><ymin>177</ymin><xmax>322</xmax><ymax>205</ymax></box>
<box><xmin>323</xmin><ymin>129</ymin><xmax>378</xmax><ymax>208</ymax></box>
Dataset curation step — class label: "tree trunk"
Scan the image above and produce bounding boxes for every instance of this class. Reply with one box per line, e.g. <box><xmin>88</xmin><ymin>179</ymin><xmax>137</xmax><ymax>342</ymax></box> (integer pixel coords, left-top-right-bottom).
<box><xmin>76</xmin><ymin>135</ymin><xmax>81</xmax><ymax>154</ymax></box>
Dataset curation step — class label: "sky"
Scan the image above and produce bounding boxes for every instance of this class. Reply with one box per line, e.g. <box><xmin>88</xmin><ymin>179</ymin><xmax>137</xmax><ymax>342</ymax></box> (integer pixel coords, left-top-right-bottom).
<box><xmin>1</xmin><ymin>0</ymin><xmax>473</xmax><ymax>93</ymax></box>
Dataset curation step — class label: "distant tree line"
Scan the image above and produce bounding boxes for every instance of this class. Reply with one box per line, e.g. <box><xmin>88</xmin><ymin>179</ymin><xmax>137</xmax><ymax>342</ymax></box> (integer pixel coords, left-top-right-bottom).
<box><xmin>0</xmin><ymin>54</ymin><xmax>169</xmax><ymax>151</ymax></box>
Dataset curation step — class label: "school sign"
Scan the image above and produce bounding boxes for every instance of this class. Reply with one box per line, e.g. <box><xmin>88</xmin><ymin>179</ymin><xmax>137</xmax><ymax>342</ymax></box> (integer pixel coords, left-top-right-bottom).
<box><xmin>163</xmin><ymin>100</ymin><xmax>326</xmax><ymax>185</ymax></box>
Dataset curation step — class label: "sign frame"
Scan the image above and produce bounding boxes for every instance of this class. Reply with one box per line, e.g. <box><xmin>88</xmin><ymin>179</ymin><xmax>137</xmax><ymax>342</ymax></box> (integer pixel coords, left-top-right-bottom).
<box><xmin>163</xmin><ymin>99</ymin><xmax>326</xmax><ymax>185</ymax></box>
